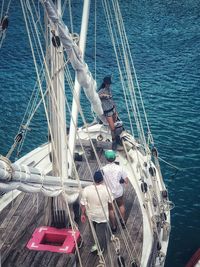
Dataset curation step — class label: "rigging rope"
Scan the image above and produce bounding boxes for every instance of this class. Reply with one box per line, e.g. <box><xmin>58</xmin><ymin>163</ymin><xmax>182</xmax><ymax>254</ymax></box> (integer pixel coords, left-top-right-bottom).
<box><xmin>11</xmin><ymin>1</ymin><xmax>168</xmax><ymax>265</ymax></box>
<box><xmin>21</xmin><ymin>0</ymin><xmax>70</xmax><ymax>182</ymax></box>
<box><xmin>102</xmin><ymin>0</ymin><xmax>153</xmax><ymax>152</ymax></box>
<box><xmin>101</xmin><ymin>0</ymin><xmax>151</xmax><ymax>262</ymax></box>
<box><xmin>113</xmin><ymin>0</ymin><xmax>152</xmax><ymax>148</ymax></box>
<box><xmin>68</xmin><ymin>0</ymin><xmax>73</xmax><ymax>33</ymax></box>
<box><xmin>102</xmin><ymin>6</ymin><xmax>167</xmax><ymax>254</ymax></box>
<box><xmin>18</xmin><ymin>0</ymin><xmax>94</xmax><ymax>182</ymax></box>
<box><xmin>60</xmin><ymin>51</ymin><xmax>134</xmax><ymax>264</ymax></box>
<box><xmin>101</xmin><ymin>0</ymin><xmax>135</xmax><ymax>137</ymax></box>
<box><xmin>3</xmin><ymin>1</ymin><xmax>106</xmax><ymax>265</ymax></box>
<box><xmin>63</xmin><ymin>194</ymin><xmax>84</xmax><ymax>267</ymax></box>
<box><xmin>122</xmin><ymin>137</ymin><xmax>161</xmax><ymax>258</ymax></box>
<box><xmin>158</xmin><ymin>156</ymin><xmax>200</xmax><ymax>171</ymax></box>
<box><xmin>0</xmin><ymin>0</ymin><xmax>12</xmax><ymax>49</ymax></box>
<box><xmin>20</xmin><ymin>1</ymin><xmax>114</xmax><ymax>264</ymax></box>
<box><xmin>114</xmin><ymin>0</ymin><xmax>148</xmax><ymax>142</ymax></box>
<box><xmin>0</xmin><ymin>0</ymin><xmax>5</xmax><ymax>22</ymax></box>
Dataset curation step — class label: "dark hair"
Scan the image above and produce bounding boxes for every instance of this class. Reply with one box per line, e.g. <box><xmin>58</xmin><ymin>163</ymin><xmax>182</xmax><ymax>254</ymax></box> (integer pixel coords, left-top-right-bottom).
<box><xmin>94</xmin><ymin>170</ymin><xmax>104</xmax><ymax>184</ymax></box>
<box><xmin>98</xmin><ymin>76</ymin><xmax>112</xmax><ymax>91</ymax></box>
<box><xmin>106</xmin><ymin>158</ymin><xmax>115</xmax><ymax>163</ymax></box>
<box><xmin>98</xmin><ymin>82</ymin><xmax>105</xmax><ymax>91</ymax></box>
<box><xmin>103</xmin><ymin>76</ymin><xmax>112</xmax><ymax>85</ymax></box>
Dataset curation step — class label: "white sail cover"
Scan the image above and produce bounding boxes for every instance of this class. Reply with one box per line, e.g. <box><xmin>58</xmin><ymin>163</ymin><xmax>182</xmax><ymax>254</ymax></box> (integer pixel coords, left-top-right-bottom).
<box><xmin>0</xmin><ymin>159</ymin><xmax>91</xmax><ymax>202</ymax></box>
<box><xmin>43</xmin><ymin>0</ymin><xmax>104</xmax><ymax>117</ymax></box>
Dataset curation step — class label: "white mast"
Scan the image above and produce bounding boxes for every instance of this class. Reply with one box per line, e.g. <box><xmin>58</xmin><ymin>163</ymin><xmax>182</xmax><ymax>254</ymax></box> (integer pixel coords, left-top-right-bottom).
<box><xmin>50</xmin><ymin>0</ymin><xmax>68</xmax><ymax>180</ymax></box>
<box><xmin>42</xmin><ymin>0</ymin><xmax>101</xmax><ymax>178</ymax></box>
<box><xmin>68</xmin><ymin>0</ymin><xmax>91</xmax><ymax>176</ymax></box>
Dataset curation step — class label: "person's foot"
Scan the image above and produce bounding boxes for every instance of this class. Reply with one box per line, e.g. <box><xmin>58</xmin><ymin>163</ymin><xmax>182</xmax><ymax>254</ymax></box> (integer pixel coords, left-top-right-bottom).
<box><xmin>112</xmin><ymin>140</ymin><xmax>117</xmax><ymax>150</ymax></box>
<box><xmin>120</xmin><ymin>218</ymin><xmax>126</xmax><ymax>229</ymax></box>
<box><xmin>111</xmin><ymin>226</ymin><xmax>117</xmax><ymax>234</ymax></box>
<box><xmin>97</xmin><ymin>248</ymin><xmax>104</xmax><ymax>256</ymax></box>
<box><xmin>90</xmin><ymin>244</ymin><xmax>97</xmax><ymax>253</ymax></box>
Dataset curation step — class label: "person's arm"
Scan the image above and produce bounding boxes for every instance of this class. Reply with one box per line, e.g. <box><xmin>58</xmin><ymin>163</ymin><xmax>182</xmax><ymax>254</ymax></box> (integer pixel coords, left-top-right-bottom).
<box><xmin>124</xmin><ymin>177</ymin><xmax>128</xmax><ymax>184</ymax></box>
<box><xmin>108</xmin><ymin>202</ymin><xmax>114</xmax><ymax>210</ymax></box>
<box><xmin>98</xmin><ymin>88</ymin><xmax>110</xmax><ymax>99</ymax></box>
<box><xmin>80</xmin><ymin>189</ymin><xmax>87</xmax><ymax>223</ymax></box>
<box><xmin>99</xmin><ymin>93</ymin><xmax>110</xmax><ymax>99</ymax></box>
<box><xmin>121</xmin><ymin>168</ymin><xmax>129</xmax><ymax>185</ymax></box>
<box><xmin>80</xmin><ymin>204</ymin><xmax>87</xmax><ymax>223</ymax></box>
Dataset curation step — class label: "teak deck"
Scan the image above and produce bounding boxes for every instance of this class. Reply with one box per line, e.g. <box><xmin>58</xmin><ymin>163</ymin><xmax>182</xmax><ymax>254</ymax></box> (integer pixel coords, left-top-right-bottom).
<box><xmin>0</xmin><ymin>145</ymin><xmax>143</xmax><ymax>267</ymax></box>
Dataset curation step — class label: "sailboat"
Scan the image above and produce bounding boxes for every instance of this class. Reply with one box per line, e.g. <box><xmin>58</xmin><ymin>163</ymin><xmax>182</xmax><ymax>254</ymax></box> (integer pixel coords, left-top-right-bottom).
<box><xmin>0</xmin><ymin>0</ymin><xmax>172</xmax><ymax>266</ymax></box>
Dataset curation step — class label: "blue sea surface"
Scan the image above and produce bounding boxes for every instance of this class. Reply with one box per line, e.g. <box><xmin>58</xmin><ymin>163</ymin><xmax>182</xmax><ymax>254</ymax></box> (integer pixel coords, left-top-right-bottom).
<box><xmin>0</xmin><ymin>1</ymin><xmax>200</xmax><ymax>267</ymax></box>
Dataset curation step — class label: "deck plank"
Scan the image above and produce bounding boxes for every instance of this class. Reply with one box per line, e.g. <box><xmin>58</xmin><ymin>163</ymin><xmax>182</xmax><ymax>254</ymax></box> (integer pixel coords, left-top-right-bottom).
<box><xmin>0</xmin><ymin>193</ymin><xmax>25</xmax><ymax>229</ymax></box>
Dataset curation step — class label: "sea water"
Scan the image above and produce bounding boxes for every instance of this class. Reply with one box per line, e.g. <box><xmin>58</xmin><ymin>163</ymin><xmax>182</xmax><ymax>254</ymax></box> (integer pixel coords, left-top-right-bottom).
<box><xmin>0</xmin><ymin>1</ymin><xmax>200</xmax><ymax>267</ymax></box>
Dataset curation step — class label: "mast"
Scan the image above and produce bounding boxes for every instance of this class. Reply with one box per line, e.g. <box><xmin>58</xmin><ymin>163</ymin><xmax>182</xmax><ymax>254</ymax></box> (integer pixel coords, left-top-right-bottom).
<box><xmin>50</xmin><ymin>0</ymin><xmax>68</xmax><ymax>180</ymax></box>
<box><xmin>43</xmin><ymin>0</ymin><xmax>103</xmax><ymax>180</ymax></box>
<box><xmin>68</xmin><ymin>0</ymin><xmax>91</xmax><ymax>176</ymax></box>
<box><xmin>46</xmin><ymin>0</ymin><xmax>70</xmax><ymax>228</ymax></box>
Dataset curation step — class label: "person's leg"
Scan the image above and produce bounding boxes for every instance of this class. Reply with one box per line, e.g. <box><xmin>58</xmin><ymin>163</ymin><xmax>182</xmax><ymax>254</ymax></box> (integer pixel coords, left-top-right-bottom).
<box><xmin>90</xmin><ymin>221</ymin><xmax>98</xmax><ymax>252</ymax></box>
<box><xmin>116</xmin><ymin>196</ymin><xmax>125</xmax><ymax>221</ymax></box>
<box><xmin>106</xmin><ymin>114</ymin><xmax>117</xmax><ymax>150</ymax></box>
<box><xmin>108</xmin><ymin>202</ymin><xmax>117</xmax><ymax>232</ymax></box>
<box><xmin>112</xmin><ymin>108</ymin><xmax>118</xmax><ymax>123</ymax></box>
<box><xmin>96</xmin><ymin>222</ymin><xmax>108</xmax><ymax>252</ymax></box>
<box><xmin>106</xmin><ymin>116</ymin><xmax>115</xmax><ymax>131</ymax></box>
<box><xmin>112</xmin><ymin>109</ymin><xmax>123</xmax><ymax>145</ymax></box>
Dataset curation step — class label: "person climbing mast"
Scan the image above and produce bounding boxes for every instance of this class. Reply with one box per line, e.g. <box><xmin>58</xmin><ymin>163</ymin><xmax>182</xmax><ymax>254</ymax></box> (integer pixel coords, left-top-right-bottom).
<box><xmin>98</xmin><ymin>76</ymin><xmax>118</xmax><ymax>150</ymax></box>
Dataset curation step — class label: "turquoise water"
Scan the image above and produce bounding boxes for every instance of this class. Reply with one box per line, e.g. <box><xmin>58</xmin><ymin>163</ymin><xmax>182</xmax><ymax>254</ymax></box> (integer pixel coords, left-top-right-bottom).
<box><xmin>0</xmin><ymin>1</ymin><xmax>200</xmax><ymax>266</ymax></box>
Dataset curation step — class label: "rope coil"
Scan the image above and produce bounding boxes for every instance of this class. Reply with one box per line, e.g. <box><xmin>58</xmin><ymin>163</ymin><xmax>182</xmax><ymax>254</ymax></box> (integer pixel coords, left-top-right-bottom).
<box><xmin>0</xmin><ymin>155</ymin><xmax>13</xmax><ymax>181</ymax></box>
<box><xmin>111</xmin><ymin>235</ymin><xmax>120</xmax><ymax>254</ymax></box>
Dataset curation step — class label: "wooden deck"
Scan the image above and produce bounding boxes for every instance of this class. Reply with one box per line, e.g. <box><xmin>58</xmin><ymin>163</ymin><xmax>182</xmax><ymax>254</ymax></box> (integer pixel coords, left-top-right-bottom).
<box><xmin>0</xmin><ymin>146</ymin><xmax>143</xmax><ymax>267</ymax></box>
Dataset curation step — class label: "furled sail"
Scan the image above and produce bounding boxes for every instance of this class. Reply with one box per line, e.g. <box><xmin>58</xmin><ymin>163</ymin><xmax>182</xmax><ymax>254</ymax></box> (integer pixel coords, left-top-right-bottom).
<box><xmin>0</xmin><ymin>157</ymin><xmax>91</xmax><ymax>203</ymax></box>
<box><xmin>43</xmin><ymin>0</ymin><xmax>104</xmax><ymax>118</ymax></box>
